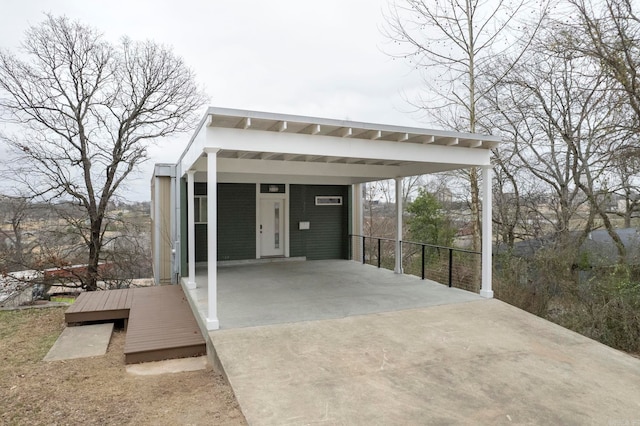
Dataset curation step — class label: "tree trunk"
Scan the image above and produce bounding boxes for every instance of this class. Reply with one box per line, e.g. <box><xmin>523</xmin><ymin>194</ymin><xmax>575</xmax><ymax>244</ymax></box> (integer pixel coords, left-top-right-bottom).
<box><xmin>86</xmin><ymin>219</ymin><xmax>102</xmax><ymax>291</ymax></box>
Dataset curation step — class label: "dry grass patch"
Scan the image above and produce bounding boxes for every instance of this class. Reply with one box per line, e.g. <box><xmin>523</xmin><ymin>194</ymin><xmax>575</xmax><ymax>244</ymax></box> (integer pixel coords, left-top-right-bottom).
<box><xmin>0</xmin><ymin>307</ymin><xmax>246</xmax><ymax>425</ymax></box>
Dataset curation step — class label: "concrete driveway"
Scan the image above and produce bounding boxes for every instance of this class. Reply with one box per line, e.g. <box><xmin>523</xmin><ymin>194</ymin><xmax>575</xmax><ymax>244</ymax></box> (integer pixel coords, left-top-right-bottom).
<box><xmin>210</xmin><ymin>299</ymin><xmax>640</xmax><ymax>425</ymax></box>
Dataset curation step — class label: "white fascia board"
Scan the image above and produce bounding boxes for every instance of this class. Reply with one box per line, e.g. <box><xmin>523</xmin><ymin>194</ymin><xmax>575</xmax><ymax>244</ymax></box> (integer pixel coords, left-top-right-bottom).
<box><xmin>180</xmin><ymin>125</ymin><xmax>208</xmax><ymax>175</ymax></box>
<box><xmin>208</xmin><ymin>127</ymin><xmax>490</xmax><ymax>167</ymax></box>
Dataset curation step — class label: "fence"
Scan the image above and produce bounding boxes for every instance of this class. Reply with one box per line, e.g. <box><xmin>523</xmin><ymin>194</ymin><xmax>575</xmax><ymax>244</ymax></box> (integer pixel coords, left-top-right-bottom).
<box><xmin>349</xmin><ymin>234</ymin><xmax>482</xmax><ymax>293</ymax></box>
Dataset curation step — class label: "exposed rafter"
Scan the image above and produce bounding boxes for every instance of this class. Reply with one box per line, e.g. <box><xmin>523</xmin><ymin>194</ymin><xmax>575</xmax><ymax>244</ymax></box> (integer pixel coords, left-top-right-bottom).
<box><xmin>269</xmin><ymin>121</ymin><xmax>288</xmax><ymax>132</ymax></box>
<box><xmin>260</xmin><ymin>152</ymin><xmax>279</xmax><ymax>160</ymax></box>
<box><xmin>201</xmin><ymin>108</ymin><xmax>501</xmax><ymax>153</ymax></box>
<box><xmin>302</xmin><ymin>124</ymin><xmax>321</xmax><ymax>135</ymax></box>
<box><xmin>235</xmin><ymin>117</ymin><xmax>251</xmax><ymax>129</ymax></box>
<box><xmin>284</xmin><ymin>154</ymin><xmax>304</xmax><ymax>161</ymax></box>
<box><xmin>328</xmin><ymin>127</ymin><xmax>353</xmax><ymax>138</ymax></box>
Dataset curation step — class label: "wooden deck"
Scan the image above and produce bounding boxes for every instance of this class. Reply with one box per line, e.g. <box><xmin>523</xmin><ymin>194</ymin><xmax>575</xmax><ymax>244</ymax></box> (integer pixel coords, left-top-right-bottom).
<box><xmin>64</xmin><ymin>286</ymin><xmax>205</xmax><ymax>364</ymax></box>
<box><xmin>65</xmin><ymin>288</ymin><xmax>135</xmax><ymax>325</ymax></box>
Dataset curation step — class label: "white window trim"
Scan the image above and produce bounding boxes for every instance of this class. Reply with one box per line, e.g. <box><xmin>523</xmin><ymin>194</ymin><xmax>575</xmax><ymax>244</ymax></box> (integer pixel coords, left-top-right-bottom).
<box><xmin>195</xmin><ymin>195</ymin><xmax>208</xmax><ymax>224</ymax></box>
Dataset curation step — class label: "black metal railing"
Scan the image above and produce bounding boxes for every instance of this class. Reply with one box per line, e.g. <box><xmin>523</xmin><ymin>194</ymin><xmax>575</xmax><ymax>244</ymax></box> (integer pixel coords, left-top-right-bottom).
<box><xmin>349</xmin><ymin>234</ymin><xmax>482</xmax><ymax>292</ymax></box>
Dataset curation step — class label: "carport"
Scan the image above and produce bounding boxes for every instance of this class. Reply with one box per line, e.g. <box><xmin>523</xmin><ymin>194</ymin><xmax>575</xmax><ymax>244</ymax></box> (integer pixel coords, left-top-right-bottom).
<box><xmin>151</xmin><ymin>107</ymin><xmax>501</xmax><ymax>330</ymax></box>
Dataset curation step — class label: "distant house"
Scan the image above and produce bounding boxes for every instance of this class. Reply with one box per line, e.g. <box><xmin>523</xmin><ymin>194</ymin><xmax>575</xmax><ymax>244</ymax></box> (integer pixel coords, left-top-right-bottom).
<box><xmin>0</xmin><ymin>270</ymin><xmax>39</xmax><ymax>308</ymax></box>
<box><xmin>150</xmin><ymin>107</ymin><xmax>501</xmax><ymax>330</ymax></box>
<box><xmin>582</xmin><ymin>228</ymin><xmax>640</xmax><ymax>266</ymax></box>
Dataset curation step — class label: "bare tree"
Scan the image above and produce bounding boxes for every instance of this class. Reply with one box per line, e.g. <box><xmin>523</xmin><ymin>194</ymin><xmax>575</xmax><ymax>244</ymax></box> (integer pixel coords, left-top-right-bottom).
<box><xmin>0</xmin><ymin>195</ymin><xmax>31</xmax><ymax>272</ymax></box>
<box><xmin>383</xmin><ymin>0</ymin><xmax>549</xmax><ymax>253</ymax></box>
<box><xmin>0</xmin><ymin>15</ymin><xmax>207</xmax><ymax>290</ymax></box>
<box><xmin>608</xmin><ymin>150</ymin><xmax>640</xmax><ymax>227</ymax></box>
<box><xmin>485</xmin><ymin>23</ymin><xmax>629</xmax><ymax>261</ymax></box>
<box><xmin>568</xmin><ymin>0</ymin><xmax>640</xmax><ymax>134</ymax></box>
<box><xmin>565</xmin><ymin>0</ymin><xmax>640</xmax><ymax>231</ymax></box>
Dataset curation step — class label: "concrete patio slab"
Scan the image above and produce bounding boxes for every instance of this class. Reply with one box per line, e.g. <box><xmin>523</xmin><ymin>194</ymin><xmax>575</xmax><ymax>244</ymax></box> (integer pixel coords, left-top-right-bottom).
<box><xmin>44</xmin><ymin>323</ymin><xmax>113</xmax><ymax>362</ymax></box>
<box><xmin>186</xmin><ymin>260</ymin><xmax>482</xmax><ymax>329</ymax></box>
<box><xmin>211</xmin><ymin>299</ymin><xmax>640</xmax><ymax>425</ymax></box>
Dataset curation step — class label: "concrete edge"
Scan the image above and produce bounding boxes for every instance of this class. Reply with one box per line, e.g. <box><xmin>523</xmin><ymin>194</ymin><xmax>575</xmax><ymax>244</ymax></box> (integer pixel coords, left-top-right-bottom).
<box><xmin>126</xmin><ymin>355</ymin><xmax>208</xmax><ymax>376</ymax></box>
<box><xmin>180</xmin><ymin>280</ymin><xmax>228</xmax><ymax>381</ymax></box>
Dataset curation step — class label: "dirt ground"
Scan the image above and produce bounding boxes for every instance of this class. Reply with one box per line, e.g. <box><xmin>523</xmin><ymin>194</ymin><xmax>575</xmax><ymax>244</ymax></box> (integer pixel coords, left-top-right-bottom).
<box><xmin>0</xmin><ymin>307</ymin><xmax>247</xmax><ymax>425</ymax></box>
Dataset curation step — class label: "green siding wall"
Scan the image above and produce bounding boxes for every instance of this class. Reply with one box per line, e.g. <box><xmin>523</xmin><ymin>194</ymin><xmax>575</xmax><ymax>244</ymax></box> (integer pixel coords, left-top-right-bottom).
<box><xmin>290</xmin><ymin>185</ymin><xmax>349</xmax><ymax>260</ymax></box>
<box><xmin>195</xmin><ymin>224</ymin><xmax>208</xmax><ymax>262</ymax></box>
<box><xmin>217</xmin><ymin>183</ymin><xmax>256</xmax><ymax>260</ymax></box>
<box><xmin>188</xmin><ymin>183</ymin><xmax>348</xmax><ymax>263</ymax></box>
<box><xmin>189</xmin><ymin>183</ymin><xmax>256</xmax><ymax>262</ymax></box>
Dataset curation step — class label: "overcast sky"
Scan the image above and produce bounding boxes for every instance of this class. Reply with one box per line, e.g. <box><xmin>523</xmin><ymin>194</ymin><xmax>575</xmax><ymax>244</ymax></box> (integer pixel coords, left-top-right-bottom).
<box><xmin>0</xmin><ymin>0</ymin><xmax>428</xmax><ymax>201</ymax></box>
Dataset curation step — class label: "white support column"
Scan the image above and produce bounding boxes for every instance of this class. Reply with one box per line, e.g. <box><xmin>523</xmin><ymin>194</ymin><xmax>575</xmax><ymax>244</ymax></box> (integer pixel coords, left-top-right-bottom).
<box><xmin>186</xmin><ymin>170</ymin><xmax>196</xmax><ymax>290</ymax></box>
<box><xmin>206</xmin><ymin>148</ymin><xmax>220</xmax><ymax>330</ymax></box>
<box><xmin>394</xmin><ymin>177</ymin><xmax>403</xmax><ymax>274</ymax></box>
<box><xmin>352</xmin><ymin>183</ymin><xmax>363</xmax><ymax>261</ymax></box>
<box><xmin>480</xmin><ymin>166</ymin><xmax>494</xmax><ymax>298</ymax></box>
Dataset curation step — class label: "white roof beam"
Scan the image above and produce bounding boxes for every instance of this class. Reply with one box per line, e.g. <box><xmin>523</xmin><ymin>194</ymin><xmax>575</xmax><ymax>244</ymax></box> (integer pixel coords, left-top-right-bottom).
<box><xmin>371</xmin><ymin>130</ymin><xmax>382</xmax><ymax>140</ymax></box>
<box><xmin>468</xmin><ymin>140</ymin><xmax>483</xmax><ymax>148</ymax></box>
<box><xmin>398</xmin><ymin>133</ymin><xmax>409</xmax><ymax>142</ymax></box>
<box><xmin>208</xmin><ymin>127</ymin><xmax>491</xmax><ymax>167</ymax></box>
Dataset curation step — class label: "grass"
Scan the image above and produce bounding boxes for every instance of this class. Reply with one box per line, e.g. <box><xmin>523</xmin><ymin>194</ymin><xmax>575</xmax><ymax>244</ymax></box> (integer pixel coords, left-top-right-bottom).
<box><xmin>50</xmin><ymin>296</ymin><xmax>76</xmax><ymax>303</ymax></box>
<box><xmin>0</xmin><ymin>307</ymin><xmax>246</xmax><ymax>425</ymax></box>
<box><xmin>0</xmin><ymin>308</ymin><xmax>64</xmax><ymax>363</ymax></box>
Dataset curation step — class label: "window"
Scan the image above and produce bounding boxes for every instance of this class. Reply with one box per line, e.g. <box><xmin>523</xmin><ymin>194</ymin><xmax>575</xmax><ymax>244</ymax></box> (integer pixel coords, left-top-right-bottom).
<box><xmin>315</xmin><ymin>196</ymin><xmax>342</xmax><ymax>206</ymax></box>
<box><xmin>260</xmin><ymin>183</ymin><xmax>286</xmax><ymax>194</ymax></box>
<box><xmin>194</xmin><ymin>196</ymin><xmax>207</xmax><ymax>223</ymax></box>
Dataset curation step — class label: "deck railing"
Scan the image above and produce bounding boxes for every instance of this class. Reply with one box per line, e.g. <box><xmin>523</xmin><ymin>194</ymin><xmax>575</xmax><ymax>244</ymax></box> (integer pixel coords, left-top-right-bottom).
<box><xmin>349</xmin><ymin>234</ymin><xmax>482</xmax><ymax>293</ymax></box>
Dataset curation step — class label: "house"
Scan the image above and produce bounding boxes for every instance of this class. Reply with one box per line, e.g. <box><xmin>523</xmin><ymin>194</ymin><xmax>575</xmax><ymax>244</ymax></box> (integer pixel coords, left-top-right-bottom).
<box><xmin>0</xmin><ymin>269</ymin><xmax>40</xmax><ymax>308</ymax></box>
<box><xmin>150</xmin><ymin>107</ymin><xmax>500</xmax><ymax>330</ymax></box>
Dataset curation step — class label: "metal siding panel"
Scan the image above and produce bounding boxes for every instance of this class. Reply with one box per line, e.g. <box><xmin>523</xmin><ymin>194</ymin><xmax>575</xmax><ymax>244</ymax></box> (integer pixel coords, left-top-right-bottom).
<box><xmin>158</xmin><ymin>176</ymin><xmax>173</xmax><ymax>283</ymax></box>
<box><xmin>195</xmin><ymin>224</ymin><xmax>208</xmax><ymax>262</ymax></box>
<box><xmin>192</xmin><ymin>183</ymin><xmax>256</xmax><ymax>262</ymax></box>
<box><xmin>289</xmin><ymin>185</ymin><xmax>348</xmax><ymax>260</ymax></box>
<box><xmin>217</xmin><ymin>183</ymin><xmax>256</xmax><ymax>260</ymax></box>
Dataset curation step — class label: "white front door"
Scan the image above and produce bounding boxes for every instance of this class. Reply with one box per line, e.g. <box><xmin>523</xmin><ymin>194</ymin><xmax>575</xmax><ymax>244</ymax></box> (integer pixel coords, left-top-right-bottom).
<box><xmin>260</xmin><ymin>198</ymin><xmax>285</xmax><ymax>257</ymax></box>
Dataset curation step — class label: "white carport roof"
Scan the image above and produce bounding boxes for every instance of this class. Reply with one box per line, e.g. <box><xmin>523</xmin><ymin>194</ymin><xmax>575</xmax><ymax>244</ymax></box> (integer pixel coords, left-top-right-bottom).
<box><xmin>179</xmin><ymin>107</ymin><xmax>501</xmax><ymax>184</ymax></box>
